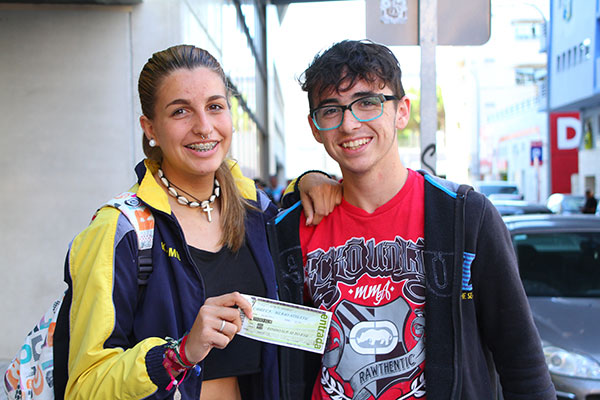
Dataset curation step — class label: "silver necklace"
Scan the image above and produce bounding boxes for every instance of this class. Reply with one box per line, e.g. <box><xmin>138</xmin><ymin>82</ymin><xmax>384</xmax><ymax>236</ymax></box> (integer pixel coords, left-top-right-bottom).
<box><xmin>158</xmin><ymin>168</ymin><xmax>220</xmax><ymax>222</ymax></box>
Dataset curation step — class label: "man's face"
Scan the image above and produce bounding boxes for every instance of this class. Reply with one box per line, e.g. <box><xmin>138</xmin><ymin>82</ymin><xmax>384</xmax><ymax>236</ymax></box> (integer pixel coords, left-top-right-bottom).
<box><xmin>308</xmin><ymin>79</ymin><xmax>410</xmax><ymax>177</ymax></box>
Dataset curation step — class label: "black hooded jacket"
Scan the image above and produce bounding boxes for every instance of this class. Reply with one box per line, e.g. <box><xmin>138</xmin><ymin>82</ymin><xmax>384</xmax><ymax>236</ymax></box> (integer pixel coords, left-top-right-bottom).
<box><xmin>267</xmin><ymin>171</ymin><xmax>555</xmax><ymax>400</ymax></box>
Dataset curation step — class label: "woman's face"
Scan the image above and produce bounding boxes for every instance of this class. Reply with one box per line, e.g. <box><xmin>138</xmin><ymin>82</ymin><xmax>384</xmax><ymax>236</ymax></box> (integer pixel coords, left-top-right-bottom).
<box><xmin>140</xmin><ymin>67</ymin><xmax>232</xmax><ymax>181</ymax></box>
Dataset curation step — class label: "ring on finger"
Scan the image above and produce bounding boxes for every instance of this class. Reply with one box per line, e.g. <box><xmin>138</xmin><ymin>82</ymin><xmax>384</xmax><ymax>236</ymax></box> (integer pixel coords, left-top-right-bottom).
<box><xmin>218</xmin><ymin>319</ymin><xmax>226</xmax><ymax>333</ymax></box>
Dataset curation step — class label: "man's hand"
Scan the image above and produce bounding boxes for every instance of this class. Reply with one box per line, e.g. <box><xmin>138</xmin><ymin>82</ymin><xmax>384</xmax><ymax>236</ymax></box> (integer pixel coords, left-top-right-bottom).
<box><xmin>298</xmin><ymin>173</ymin><xmax>342</xmax><ymax>225</ymax></box>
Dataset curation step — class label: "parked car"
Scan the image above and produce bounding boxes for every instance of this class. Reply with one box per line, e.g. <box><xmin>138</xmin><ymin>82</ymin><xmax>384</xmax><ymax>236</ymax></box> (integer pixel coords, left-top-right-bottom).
<box><xmin>490</xmin><ymin>199</ymin><xmax>552</xmax><ymax>216</ymax></box>
<box><xmin>474</xmin><ymin>180</ymin><xmax>523</xmax><ymax>200</ymax></box>
<box><xmin>503</xmin><ymin>214</ymin><xmax>600</xmax><ymax>399</ymax></box>
<box><xmin>546</xmin><ymin>193</ymin><xmax>586</xmax><ymax>214</ymax></box>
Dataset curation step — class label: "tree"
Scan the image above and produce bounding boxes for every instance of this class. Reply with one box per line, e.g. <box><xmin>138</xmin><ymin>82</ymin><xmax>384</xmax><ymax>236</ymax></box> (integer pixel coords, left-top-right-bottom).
<box><xmin>399</xmin><ymin>86</ymin><xmax>446</xmax><ymax>147</ymax></box>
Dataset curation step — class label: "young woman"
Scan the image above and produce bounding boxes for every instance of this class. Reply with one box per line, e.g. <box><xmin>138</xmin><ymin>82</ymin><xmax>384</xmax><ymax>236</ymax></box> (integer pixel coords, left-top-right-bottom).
<box><xmin>53</xmin><ymin>45</ymin><xmax>337</xmax><ymax>400</ymax></box>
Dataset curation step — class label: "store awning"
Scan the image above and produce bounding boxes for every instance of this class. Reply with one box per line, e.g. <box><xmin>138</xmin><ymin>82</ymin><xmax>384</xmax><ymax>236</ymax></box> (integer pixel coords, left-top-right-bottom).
<box><xmin>0</xmin><ymin>0</ymin><xmax>141</xmax><ymax>4</ymax></box>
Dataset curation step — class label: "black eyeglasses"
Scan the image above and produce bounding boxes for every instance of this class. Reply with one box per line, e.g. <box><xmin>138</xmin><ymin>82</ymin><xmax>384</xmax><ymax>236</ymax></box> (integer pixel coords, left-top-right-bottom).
<box><xmin>310</xmin><ymin>94</ymin><xmax>398</xmax><ymax>131</ymax></box>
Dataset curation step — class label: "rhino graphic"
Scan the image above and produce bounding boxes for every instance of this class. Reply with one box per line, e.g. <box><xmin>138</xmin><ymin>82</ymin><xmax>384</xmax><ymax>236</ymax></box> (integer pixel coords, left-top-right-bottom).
<box><xmin>356</xmin><ymin>328</ymin><xmax>393</xmax><ymax>347</ymax></box>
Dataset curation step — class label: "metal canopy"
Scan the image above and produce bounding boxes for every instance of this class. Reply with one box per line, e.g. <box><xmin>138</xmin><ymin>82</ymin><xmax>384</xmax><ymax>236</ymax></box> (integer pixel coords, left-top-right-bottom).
<box><xmin>0</xmin><ymin>0</ymin><xmax>141</xmax><ymax>4</ymax></box>
<box><xmin>269</xmin><ymin>0</ymin><xmax>339</xmax><ymax>4</ymax></box>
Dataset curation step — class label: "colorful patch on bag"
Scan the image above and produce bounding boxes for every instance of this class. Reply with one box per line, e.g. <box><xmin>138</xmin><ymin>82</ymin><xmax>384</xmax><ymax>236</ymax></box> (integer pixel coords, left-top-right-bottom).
<box><xmin>3</xmin><ymin>297</ymin><xmax>62</xmax><ymax>400</ymax></box>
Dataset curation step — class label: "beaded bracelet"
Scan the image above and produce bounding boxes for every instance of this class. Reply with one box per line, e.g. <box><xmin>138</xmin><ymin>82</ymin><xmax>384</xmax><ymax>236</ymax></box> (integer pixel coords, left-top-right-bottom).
<box><xmin>163</xmin><ymin>349</ymin><xmax>187</xmax><ymax>374</ymax></box>
<box><xmin>178</xmin><ymin>334</ymin><xmax>195</xmax><ymax>367</ymax></box>
<box><xmin>162</xmin><ymin>336</ymin><xmax>201</xmax><ymax>395</ymax></box>
<box><xmin>164</xmin><ymin>336</ymin><xmax>193</xmax><ymax>369</ymax></box>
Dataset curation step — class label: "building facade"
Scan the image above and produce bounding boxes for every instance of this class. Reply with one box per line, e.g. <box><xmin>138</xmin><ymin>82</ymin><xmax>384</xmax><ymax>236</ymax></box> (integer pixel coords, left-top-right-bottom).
<box><xmin>441</xmin><ymin>0</ymin><xmax>549</xmax><ymax>202</ymax></box>
<box><xmin>0</xmin><ymin>0</ymin><xmax>284</xmax><ymax>360</ymax></box>
<box><xmin>548</xmin><ymin>0</ymin><xmax>600</xmax><ymax>196</ymax></box>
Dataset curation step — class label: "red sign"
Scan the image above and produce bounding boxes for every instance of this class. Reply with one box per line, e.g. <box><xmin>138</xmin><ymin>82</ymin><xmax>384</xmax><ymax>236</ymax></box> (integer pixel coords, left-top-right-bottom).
<box><xmin>550</xmin><ymin>112</ymin><xmax>580</xmax><ymax>193</ymax></box>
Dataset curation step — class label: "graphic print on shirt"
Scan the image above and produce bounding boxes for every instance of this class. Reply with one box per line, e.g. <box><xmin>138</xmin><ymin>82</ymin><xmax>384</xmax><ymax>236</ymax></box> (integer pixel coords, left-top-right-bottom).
<box><xmin>306</xmin><ymin>235</ymin><xmax>426</xmax><ymax>400</ymax></box>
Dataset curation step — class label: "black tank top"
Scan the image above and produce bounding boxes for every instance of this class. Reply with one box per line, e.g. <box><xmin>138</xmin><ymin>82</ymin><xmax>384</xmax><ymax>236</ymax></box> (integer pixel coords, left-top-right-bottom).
<box><xmin>188</xmin><ymin>242</ymin><xmax>266</xmax><ymax>380</ymax></box>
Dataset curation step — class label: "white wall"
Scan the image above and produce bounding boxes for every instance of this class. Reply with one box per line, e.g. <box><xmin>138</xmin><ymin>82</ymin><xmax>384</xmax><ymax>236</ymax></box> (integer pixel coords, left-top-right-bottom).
<box><xmin>549</xmin><ymin>0</ymin><xmax>596</xmax><ymax>109</ymax></box>
<box><xmin>0</xmin><ymin>5</ymin><xmax>137</xmax><ymax>361</ymax></box>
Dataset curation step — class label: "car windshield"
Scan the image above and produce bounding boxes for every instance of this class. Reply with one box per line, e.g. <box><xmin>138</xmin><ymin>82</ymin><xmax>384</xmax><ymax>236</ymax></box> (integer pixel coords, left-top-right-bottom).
<box><xmin>563</xmin><ymin>196</ymin><xmax>585</xmax><ymax>212</ymax></box>
<box><xmin>513</xmin><ymin>232</ymin><xmax>600</xmax><ymax>297</ymax></box>
<box><xmin>479</xmin><ymin>185</ymin><xmax>519</xmax><ymax>196</ymax></box>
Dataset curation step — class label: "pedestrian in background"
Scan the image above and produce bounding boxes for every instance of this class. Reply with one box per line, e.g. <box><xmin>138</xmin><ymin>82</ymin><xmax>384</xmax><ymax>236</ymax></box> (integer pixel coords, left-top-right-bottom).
<box><xmin>582</xmin><ymin>189</ymin><xmax>598</xmax><ymax>214</ymax></box>
<box><xmin>265</xmin><ymin>175</ymin><xmax>286</xmax><ymax>205</ymax></box>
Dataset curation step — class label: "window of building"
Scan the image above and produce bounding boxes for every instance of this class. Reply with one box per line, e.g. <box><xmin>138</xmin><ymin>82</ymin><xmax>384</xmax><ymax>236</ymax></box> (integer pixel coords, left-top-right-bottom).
<box><xmin>583</xmin><ymin>118</ymin><xmax>594</xmax><ymax>149</ymax></box>
<box><xmin>592</xmin><ymin>114</ymin><xmax>600</xmax><ymax>148</ymax></box>
<box><xmin>597</xmin><ymin>114</ymin><xmax>600</xmax><ymax>146</ymax></box>
<box><xmin>515</xmin><ymin>67</ymin><xmax>545</xmax><ymax>86</ymax></box>
<box><xmin>512</xmin><ymin>20</ymin><xmax>543</xmax><ymax>40</ymax></box>
<box><xmin>583</xmin><ymin>38</ymin><xmax>591</xmax><ymax>59</ymax></box>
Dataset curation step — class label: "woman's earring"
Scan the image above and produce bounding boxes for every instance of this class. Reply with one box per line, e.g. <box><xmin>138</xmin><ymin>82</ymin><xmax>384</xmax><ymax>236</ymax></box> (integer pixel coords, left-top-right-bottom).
<box><xmin>149</xmin><ymin>139</ymin><xmax>156</xmax><ymax>147</ymax></box>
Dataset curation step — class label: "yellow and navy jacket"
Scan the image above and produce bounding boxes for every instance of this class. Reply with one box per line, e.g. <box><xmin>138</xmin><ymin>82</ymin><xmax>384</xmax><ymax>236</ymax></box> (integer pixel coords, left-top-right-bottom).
<box><xmin>53</xmin><ymin>159</ymin><xmax>280</xmax><ymax>400</ymax></box>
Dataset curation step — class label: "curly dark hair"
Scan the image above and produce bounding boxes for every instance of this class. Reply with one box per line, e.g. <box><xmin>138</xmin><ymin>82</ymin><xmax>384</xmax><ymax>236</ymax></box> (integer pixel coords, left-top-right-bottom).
<box><xmin>299</xmin><ymin>40</ymin><xmax>405</xmax><ymax>110</ymax></box>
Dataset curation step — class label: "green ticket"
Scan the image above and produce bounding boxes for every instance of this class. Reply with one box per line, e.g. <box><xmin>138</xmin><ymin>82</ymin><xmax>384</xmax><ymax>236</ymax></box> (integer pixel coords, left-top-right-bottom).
<box><xmin>238</xmin><ymin>294</ymin><xmax>332</xmax><ymax>354</ymax></box>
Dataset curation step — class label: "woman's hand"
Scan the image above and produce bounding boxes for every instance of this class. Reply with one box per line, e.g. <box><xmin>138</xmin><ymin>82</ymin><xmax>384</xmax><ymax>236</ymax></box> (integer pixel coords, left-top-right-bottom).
<box><xmin>184</xmin><ymin>292</ymin><xmax>253</xmax><ymax>364</ymax></box>
<box><xmin>298</xmin><ymin>173</ymin><xmax>342</xmax><ymax>226</ymax></box>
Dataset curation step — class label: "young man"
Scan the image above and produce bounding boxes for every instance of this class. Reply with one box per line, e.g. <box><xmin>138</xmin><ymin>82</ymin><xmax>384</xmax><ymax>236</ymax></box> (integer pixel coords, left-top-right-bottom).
<box><xmin>269</xmin><ymin>40</ymin><xmax>555</xmax><ymax>400</ymax></box>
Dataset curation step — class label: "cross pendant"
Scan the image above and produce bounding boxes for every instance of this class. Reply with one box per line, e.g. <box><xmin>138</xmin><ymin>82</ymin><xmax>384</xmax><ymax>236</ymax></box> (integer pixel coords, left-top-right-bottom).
<box><xmin>202</xmin><ymin>202</ymin><xmax>214</xmax><ymax>222</ymax></box>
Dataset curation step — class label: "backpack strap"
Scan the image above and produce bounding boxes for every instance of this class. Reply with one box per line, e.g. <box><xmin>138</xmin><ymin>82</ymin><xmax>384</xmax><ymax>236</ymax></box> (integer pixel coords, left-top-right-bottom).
<box><xmin>456</xmin><ymin>184</ymin><xmax>476</xmax><ymax>293</ymax></box>
<box><xmin>100</xmin><ymin>192</ymin><xmax>155</xmax><ymax>286</ymax></box>
<box><xmin>445</xmin><ymin>183</ymin><xmax>471</xmax><ymax>396</ymax></box>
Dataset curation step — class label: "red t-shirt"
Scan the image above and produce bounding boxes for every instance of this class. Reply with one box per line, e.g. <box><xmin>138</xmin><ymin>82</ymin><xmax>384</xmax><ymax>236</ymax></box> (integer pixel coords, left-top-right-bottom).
<box><xmin>299</xmin><ymin>169</ymin><xmax>426</xmax><ymax>400</ymax></box>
